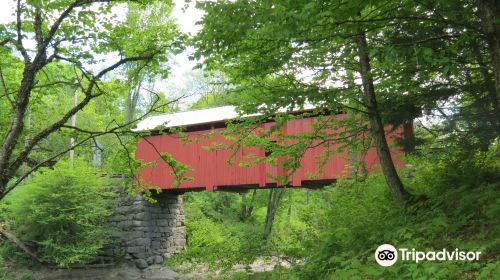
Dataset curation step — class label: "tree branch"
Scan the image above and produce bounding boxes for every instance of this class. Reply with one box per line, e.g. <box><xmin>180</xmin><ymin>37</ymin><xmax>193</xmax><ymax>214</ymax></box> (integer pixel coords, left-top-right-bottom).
<box><xmin>7</xmin><ymin>54</ymin><xmax>155</xmax><ymax>178</ymax></box>
<box><xmin>0</xmin><ymin>223</ymin><xmax>45</xmax><ymax>263</ymax></box>
<box><xmin>0</xmin><ymin>37</ymin><xmax>13</xmax><ymax>47</ymax></box>
<box><xmin>1</xmin><ymin>96</ymin><xmax>167</xmax><ymax>199</ymax></box>
<box><xmin>34</xmin><ymin>5</ymin><xmax>43</xmax><ymax>49</ymax></box>
<box><xmin>16</xmin><ymin>0</ymin><xmax>29</xmax><ymax>62</ymax></box>
<box><xmin>0</xmin><ymin>66</ymin><xmax>14</xmax><ymax>107</ymax></box>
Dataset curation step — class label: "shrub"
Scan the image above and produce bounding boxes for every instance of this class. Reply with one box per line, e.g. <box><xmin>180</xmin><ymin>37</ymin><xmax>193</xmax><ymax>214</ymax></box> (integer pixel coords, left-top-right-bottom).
<box><xmin>1</xmin><ymin>160</ymin><xmax>116</xmax><ymax>267</ymax></box>
<box><xmin>294</xmin><ymin>156</ymin><xmax>499</xmax><ymax>279</ymax></box>
<box><xmin>167</xmin><ymin>217</ymin><xmax>262</xmax><ymax>270</ymax></box>
<box><xmin>405</xmin><ymin>142</ymin><xmax>500</xmax><ymax>196</ymax></box>
<box><xmin>0</xmin><ymin>255</ymin><xmax>15</xmax><ymax>280</ymax></box>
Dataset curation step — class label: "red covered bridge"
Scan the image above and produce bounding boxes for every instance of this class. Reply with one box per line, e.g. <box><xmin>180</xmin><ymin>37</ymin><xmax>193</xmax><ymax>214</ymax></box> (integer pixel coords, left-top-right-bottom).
<box><xmin>134</xmin><ymin>106</ymin><xmax>408</xmax><ymax>193</ymax></box>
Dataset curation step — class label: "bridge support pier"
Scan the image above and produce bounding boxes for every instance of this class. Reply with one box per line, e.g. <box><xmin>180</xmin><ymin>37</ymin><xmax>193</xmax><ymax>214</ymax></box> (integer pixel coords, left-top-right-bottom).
<box><xmin>104</xmin><ymin>190</ymin><xmax>186</xmax><ymax>269</ymax></box>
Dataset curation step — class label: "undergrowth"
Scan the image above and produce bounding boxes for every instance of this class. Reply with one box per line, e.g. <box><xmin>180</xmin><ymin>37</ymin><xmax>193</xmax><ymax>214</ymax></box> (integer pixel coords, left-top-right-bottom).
<box><xmin>170</xmin><ymin>145</ymin><xmax>499</xmax><ymax>279</ymax></box>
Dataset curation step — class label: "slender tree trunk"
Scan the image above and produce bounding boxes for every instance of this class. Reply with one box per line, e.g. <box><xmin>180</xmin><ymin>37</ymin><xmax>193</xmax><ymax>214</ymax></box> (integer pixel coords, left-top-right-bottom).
<box><xmin>263</xmin><ymin>188</ymin><xmax>284</xmax><ymax>241</ymax></box>
<box><xmin>476</xmin><ymin>0</ymin><xmax>500</xmax><ymax>134</ymax></box>
<box><xmin>471</xmin><ymin>42</ymin><xmax>500</xmax><ymax>132</ymax></box>
<box><xmin>356</xmin><ymin>29</ymin><xmax>408</xmax><ymax>202</ymax></box>
<box><xmin>477</xmin><ymin>0</ymin><xmax>500</xmax><ymax>97</ymax></box>
<box><xmin>263</xmin><ymin>189</ymin><xmax>283</xmax><ymax>241</ymax></box>
<box><xmin>287</xmin><ymin>191</ymin><xmax>292</xmax><ymax>221</ymax></box>
<box><xmin>241</xmin><ymin>192</ymin><xmax>247</xmax><ymax>220</ymax></box>
<box><xmin>245</xmin><ymin>189</ymin><xmax>257</xmax><ymax>219</ymax></box>
<box><xmin>403</xmin><ymin>120</ymin><xmax>415</xmax><ymax>154</ymax></box>
<box><xmin>126</xmin><ymin>79</ymin><xmax>142</xmax><ymax>123</ymax></box>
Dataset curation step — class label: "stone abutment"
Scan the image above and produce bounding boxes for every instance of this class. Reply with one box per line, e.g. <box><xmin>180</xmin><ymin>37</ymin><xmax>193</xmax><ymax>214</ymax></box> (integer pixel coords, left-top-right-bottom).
<box><xmin>102</xmin><ymin>189</ymin><xmax>186</xmax><ymax>269</ymax></box>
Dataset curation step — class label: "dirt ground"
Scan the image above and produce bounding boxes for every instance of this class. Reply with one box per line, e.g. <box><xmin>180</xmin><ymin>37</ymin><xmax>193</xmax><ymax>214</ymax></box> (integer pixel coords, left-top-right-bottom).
<box><xmin>10</xmin><ymin>263</ymin><xmax>189</xmax><ymax>280</ymax></box>
<box><xmin>7</xmin><ymin>256</ymin><xmax>292</xmax><ymax>280</ymax></box>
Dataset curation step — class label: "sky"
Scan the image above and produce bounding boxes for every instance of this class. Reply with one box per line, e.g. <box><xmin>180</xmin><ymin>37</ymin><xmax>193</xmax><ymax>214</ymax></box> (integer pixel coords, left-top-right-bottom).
<box><xmin>0</xmin><ymin>0</ymin><xmax>204</xmax><ymax>106</ymax></box>
<box><xmin>169</xmin><ymin>0</ymin><xmax>204</xmax><ymax>85</ymax></box>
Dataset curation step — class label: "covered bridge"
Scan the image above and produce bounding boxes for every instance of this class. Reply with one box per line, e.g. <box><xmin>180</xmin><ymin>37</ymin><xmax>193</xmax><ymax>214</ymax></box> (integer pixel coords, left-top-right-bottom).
<box><xmin>106</xmin><ymin>106</ymin><xmax>410</xmax><ymax>268</ymax></box>
<box><xmin>133</xmin><ymin>106</ymin><xmax>409</xmax><ymax>193</ymax></box>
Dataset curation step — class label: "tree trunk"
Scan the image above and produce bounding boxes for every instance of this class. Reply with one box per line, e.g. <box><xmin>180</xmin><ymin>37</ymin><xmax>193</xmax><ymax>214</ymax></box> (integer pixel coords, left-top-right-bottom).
<box><xmin>287</xmin><ymin>191</ymin><xmax>292</xmax><ymax>220</ymax></box>
<box><xmin>476</xmin><ymin>0</ymin><xmax>500</xmax><ymax>134</ymax></box>
<box><xmin>246</xmin><ymin>189</ymin><xmax>257</xmax><ymax>219</ymax></box>
<box><xmin>472</xmin><ymin>47</ymin><xmax>500</xmax><ymax>139</ymax></box>
<box><xmin>0</xmin><ymin>65</ymin><xmax>37</xmax><ymax>194</ymax></box>
<box><xmin>403</xmin><ymin>120</ymin><xmax>415</xmax><ymax>154</ymax></box>
<box><xmin>126</xmin><ymin>76</ymin><xmax>143</xmax><ymax>123</ymax></box>
<box><xmin>240</xmin><ymin>192</ymin><xmax>247</xmax><ymax>220</ymax></box>
<box><xmin>241</xmin><ymin>189</ymin><xmax>258</xmax><ymax>221</ymax></box>
<box><xmin>0</xmin><ymin>223</ymin><xmax>44</xmax><ymax>263</ymax></box>
<box><xmin>356</xmin><ymin>29</ymin><xmax>409</xmax><ymax>202</ymax></box>
<box><xmin>263</xmin><ymin>188</ymin><xmax>284</xmax><ymax>241</ymax></box>
<box><xmin>477</xmin><ymin>0</ymin><xmax>500</xmax><ymax>96</ymax></box>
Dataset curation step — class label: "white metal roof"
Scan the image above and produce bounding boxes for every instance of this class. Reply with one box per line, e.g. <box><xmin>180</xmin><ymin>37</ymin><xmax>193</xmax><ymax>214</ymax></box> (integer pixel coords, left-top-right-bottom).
<box><xmin>133</xmin><ymin>104</ymin><xmax>317</xmax><ymax>131</ymax></box>
<box><xmin>134</xmin><ymin>106</ymin><xmax>239</xmax><ymax>131</ymax></box>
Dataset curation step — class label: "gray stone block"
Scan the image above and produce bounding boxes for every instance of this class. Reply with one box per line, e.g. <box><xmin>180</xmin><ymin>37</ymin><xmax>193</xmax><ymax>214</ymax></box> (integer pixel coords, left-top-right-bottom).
<box><xmin>132</xmin><ymin>220</ymin><xmax>144</xmax><ymax>227</ymax></box>
<box><xmin>135</xmin><ymin>259</ymin><xmax>148</xmax><ymax>269</ymax></box>
<box><xmin>135</xmin><ymin>238</ymin><xmax>150</xmax><ymax>246</ymax></box>
<box><xmin>154</xmin><ymin>255</ymin><xmax>164</xmax><ymax>264</ymax></box>
<box><xmin>151</xmin><ymin>241</ymin><xmax>161</xmax><ymax>249</ymax></box>
<box><xmin>133</xmin><ymin>212</ymin><xmax>147</xmax><ymax>220</ymax></box>
<box><xmin>132</xmin><ymin>252</ymin><xmax>148</xmax><ymax>259</ymax></box>
<box><xmin>127</xmin><ymin>231</ymin><xmax>143</xmax><ymax>239</ymax></box>
<box><xmin>156</xmin><ymin>219</ymin><xmax>168</xmax><ymax>226</ymax></box>
<box><xmin>126</xmin><ymin>246</ymin><xmax>142</xmax><ymax>254</ymax></box>
<box><xmin>174</xmin><ymin>238</ymin><xmax>186</xmax><ymax>247</ymax></box>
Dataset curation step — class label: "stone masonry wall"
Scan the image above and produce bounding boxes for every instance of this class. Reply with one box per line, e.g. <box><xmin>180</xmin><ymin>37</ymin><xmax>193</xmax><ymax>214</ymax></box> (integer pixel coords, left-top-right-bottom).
<box><xmin>103</xmin><ymin>190</ymin><xmax>186</xmax><ymax>269</ymax></box>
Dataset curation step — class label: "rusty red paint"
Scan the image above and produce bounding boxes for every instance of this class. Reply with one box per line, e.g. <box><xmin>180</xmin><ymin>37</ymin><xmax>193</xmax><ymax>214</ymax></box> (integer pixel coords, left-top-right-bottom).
<box><xmin>135</xmin><ymin>114</ymin><xmax>407</xmax><ymax>192</ymax></box>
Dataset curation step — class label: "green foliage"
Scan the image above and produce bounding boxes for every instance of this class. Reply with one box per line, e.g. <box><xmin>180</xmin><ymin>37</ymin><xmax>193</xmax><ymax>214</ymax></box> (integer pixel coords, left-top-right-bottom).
<box><xmin>218</xmin><ymin>267</ymin><xmax>299</xmax><ymax>280</ymax></box>
<box><xmin>168</xmin><ymin>187</ymin><xmax>333</xmax><ymax>273</ymax></box>
<box><xmin>168</xmin><ymin>145</ymin><xmax>499</xmax><ymax>279</ymax></box>
<box><xmin>0</xmin><ymin>161</ymin><xmax>116</xmax><ymax>267</ymax></box>
<box><xmin>291</xmin><ymin>147</ymin><xmax>499</xmax><ymax>279</ymax></box>
<box><xmin>159</xmin><ymin>152</ymin><xmax>194</xmax><ymax>187</ymax></box>
<box><xmin>0</xmin><ymin>256</ymin><xmax>15</xmax><ymax>280</ymax></box>
<box><xmin>0</xmin><ymin>0</ymin><xmax>185</xmax><ymax>197</ymax></box>
<box><xmin>194</xmin><ymin>0</ymin><xmax>500</xmax><ymax>202</ymax></box>
<box><xmin>406</xmin><ymin>143</ymin><xmax>500</xmax><ymax>196</ymax></box>
<box><xmin>167</xmin><ymin>192</ymin><xmax>262</xmax><ymax>270</ymax></box>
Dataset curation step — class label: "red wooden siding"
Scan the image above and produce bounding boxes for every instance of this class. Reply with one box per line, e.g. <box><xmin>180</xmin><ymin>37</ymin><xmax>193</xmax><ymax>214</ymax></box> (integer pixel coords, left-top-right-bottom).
<box><xmin>135</xmin><ymin>114</ymin><xmax>406</xmax><ymax>192</ymax></box>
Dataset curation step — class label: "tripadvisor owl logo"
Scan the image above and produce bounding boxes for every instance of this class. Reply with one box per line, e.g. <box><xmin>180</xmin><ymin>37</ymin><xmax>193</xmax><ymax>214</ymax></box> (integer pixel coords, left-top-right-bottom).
<box><xmin>374</xmin><ymin>244</ymin><xmax>482</xmax><ymax>266</ymax></box>
<box><xmin>375</xmin><ymin>244</ymin><xmax>398</xmax><ymax>266</ymax></box>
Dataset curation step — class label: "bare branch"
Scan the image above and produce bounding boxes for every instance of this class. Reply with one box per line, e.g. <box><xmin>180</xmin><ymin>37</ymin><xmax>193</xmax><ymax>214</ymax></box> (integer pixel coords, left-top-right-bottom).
<box><xmin>113</xmin><ymin>132</ymin><xmax>135</xmax><ymax>182</ymax></box>
<box><xmin>34</xmin><ymin>5</ymin><xmax>43</xmax><ymax>48</ymax></box>
<box><xmin>0</xmin><ymin>223</ymin><xmax>45</xmax><ymax>263</ymax></box>
<box><xmin>0</xmin><ymin>37</ymin><xmax>13</xmax><ymax>47</ymax></box>
<box><xmin>0</xmin><ymin>66</ymin><xmax>14</xmax><ymax>107</ymax></box>
<box><xmin>33</xmin><ymin>81</ymin><xmax>79</xmax><ymax>89</ymax></box>
<box><xmin>16</xmin><ymin>0</ymin><xmax>29</xmax><ymax>62</ymax></box>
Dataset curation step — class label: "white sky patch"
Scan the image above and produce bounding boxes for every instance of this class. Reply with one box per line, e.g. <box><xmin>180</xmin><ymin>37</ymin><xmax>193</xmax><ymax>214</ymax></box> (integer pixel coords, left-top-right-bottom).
<box><xmin>161</xmin><ymin>0</ymin><xmax>204</xmax><ymax>102</ymax></box>
<box><xmin>0</xmin><ymin>1</ymin><xmax>15</xmax><ymax>24</ymax></box>
<box><xmin>172</xmin><ymin>0</ymin><xmax>203</xmax><ymax>35</ymax></box>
